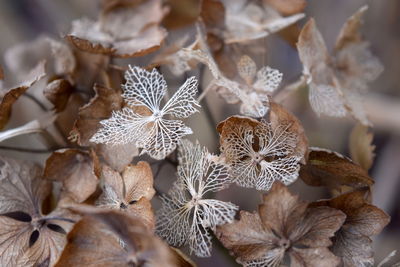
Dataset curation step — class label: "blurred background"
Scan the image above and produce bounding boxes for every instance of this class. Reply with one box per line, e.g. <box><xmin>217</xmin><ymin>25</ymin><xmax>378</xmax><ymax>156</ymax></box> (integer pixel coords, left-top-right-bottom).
<box><xmin>0</xmin><ymin>0</ymin><xmax>399</xmax><ymax>265</ymax></box>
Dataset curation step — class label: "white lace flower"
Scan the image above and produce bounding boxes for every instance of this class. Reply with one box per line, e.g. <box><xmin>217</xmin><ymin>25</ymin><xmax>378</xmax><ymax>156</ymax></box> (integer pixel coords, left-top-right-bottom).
<box><xmin>156</xmin><ymin>140</ymin><xmax>238</xmax><ymax>257</ymax></box>
<box><xmin>172</xmin><ymin>34</ymin><xmax>282</xmax><ymax>117</ymax></box>
<box><xmin>90</xmin><ymin>66</ymin><xmax>200</xmax><ymax>160</ymax></box>
<box><xmin>219</xmin><ymin>117</ymin><xmax>301</xmax><ymax>191</ymax></box>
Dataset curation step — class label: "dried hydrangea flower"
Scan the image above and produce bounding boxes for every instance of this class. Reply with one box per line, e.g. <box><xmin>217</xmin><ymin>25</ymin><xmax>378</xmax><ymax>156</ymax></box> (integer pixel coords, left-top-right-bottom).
<box><xmin>96</xmin><ymin>162</ymin><xmax>156</xmax><ymax>229</ymax></box>
<box><xmin>216</xmin><ymin>182</ymin><xmax>346</xmax><ymax>267</ymax></box>
<box><xmin>167</xmin><ymin>31</ymin><xmax>282</xmax><ymax>117</ymax></box>
<box><xmin>311</xmin><ymin>189</ymin><xmax>390</xmax><ymax>267</ymax></box>
<box><xmin>156</xmin><ymin>140</ymin><xmax>238</xmax><ymax>257</ymax></box>
<box><xmin>67</xmin><ymin>0</ymin><xmax>167</xmax><ymax>57</ymax></box>
<box><xmin>225</xmin><ymin>55</ymin><xmax>283</xmax><ymax>117</ymax></box>
<box><xmin>90</xmin><ymin>65</ymin><xmax>200</xmax><ymax>160</ymax></box>
<box><xmin>0</xmin><ymin>156</ymin><xmax>76</xmax><ymax>266</ymax></box>
<box><xmin>55</xmin><ymin>209</ymin><xmax>178</xmax><ymax>267</ymax></box>
<box><xmin>297</xmin><ymin>5</ymin><xmax>383</xmax><ymax>125</ymax></box>
<box><xmin>221</xmin><ymin>0</ymin><xmax>305</xmax><ymax>44</ymax></box>
<box><xmin>218</xmin><ymin>114</ymin><xmax>303</xmax><ymax>191</ymax></box>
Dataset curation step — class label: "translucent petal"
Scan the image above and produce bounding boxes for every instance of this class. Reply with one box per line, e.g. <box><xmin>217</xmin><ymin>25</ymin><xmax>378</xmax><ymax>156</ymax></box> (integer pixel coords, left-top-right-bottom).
<box><xmin>139</xmin><ymin>119</ymin><xmax>193</xmax><ymax>160</ymax></box>
<box><xmin>200</xmin><ymin>199</ymin><xmax>238</xmax><ymax>227</ymax></box>
<box><xmin>253</xmin><ymin>66</ymin><xmax>283</xmax><ymax>93</ymax></box>
<box><xmin>237</xmin><ymin>55</ymin><xmax>257</xmax><ymax>84</ymax></box>
<box><xmin>90</xmin><ymin>107</ymin><xmax>151</xmax><ymax>145</ymax></box>
<box><xmin>257</xmin><ymin>122</ymin><xmax>297</xmax><ymax>157</ymax></box>
<box><xmin>156</xmin><ymin>194</ymin><xmax>191</xmax><ymax>247</ymax></box>
<box><xmin>256</xmin><ymin>156</ymin><xmax>300</xmax><ymax>190</ymax></box>
<box><xmin>122</xmin><ymin>66</ymin><xmax>167</xmax><ymax>112</ymax></box>
<box><xmin>309</xmin><ymin>83</ymin><xmax>347</xmax><ymax>117</ymax></box>
<box><xmin>162</xmin><ymin>76</ymin><xmax>200</xmax><ymax>118</ymax></box>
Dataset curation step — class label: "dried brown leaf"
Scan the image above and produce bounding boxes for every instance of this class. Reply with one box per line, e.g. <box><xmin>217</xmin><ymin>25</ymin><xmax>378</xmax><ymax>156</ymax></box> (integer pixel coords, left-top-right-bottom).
<box><xmin>71</xmin><ymin>84</ymin><xmax>123</xmax><ymax>146</ymax></box>
<box><xmin>163</xmin><ymin>0</ymin><xmax>200</xmax><ymax>29</ymax></box>
<box><xmin>0</xmin><ymin>156</ymin><xmax>76</xmax><ymax>266</ymax></box>
<box><xmin>44</xmin><ymin>78</ymin><xmax>74</xmax><ymax>112</ymax></box>
<box><xmin>312</xmin><ymin>189</ymin><xmax>390</xmax><ymax>266</ymax></box>
<box><xmin>67</xmin><ymin>0</ymin><xmax>168</xmax><ymax>58</ymax></box>
<box><xmin>0</xmin><ymin>61</ymin><xmax>46</xmax><ymax>129</ymax></box>
<box><xmin>216</xmin><ymin>182</ymin><xmax>345</xmax><ymax>266</ymax></box>
<box><xmin>43</xmin><ymin>149</ymin><xmax>99</xmax><ymax>203</ymax></box>
<box><xmin>97</xmin><ymin>162</ymin><xmax>155</xmax><ymax>229</ymax></box>
<box><xmin>299</xmin><ymin>148</ymin><xmax>374</xmax><ymax>195</ymax></box>
<box><xmin>264</xmin><ymin>0</ymin><xmax>306</xmax><ymax>16</ymax></box>
<box><xmin>0</xmin><ymin>65</ymin><xmax>3</xmax><ymax>80</ymax></box>
<box><xmin>55</xmin><ymin>209</ymin><xmax>176</xmax><ymax>267</ymax></box>
<box><xmin>349</xmin><ymin>123</ymin><xmax>375</xmax><ymax>171</ymax></box>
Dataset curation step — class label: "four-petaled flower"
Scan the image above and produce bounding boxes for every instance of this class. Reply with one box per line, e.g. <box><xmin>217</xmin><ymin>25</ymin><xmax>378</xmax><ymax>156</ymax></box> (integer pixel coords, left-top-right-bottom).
<box><xmin>156</xmin><ymin>140</ymin><xmax>238</xmax><ymax>257</ymax></box>
<box><xmin>218</xmin><ymin>116</ymin><xmax>301</xmax><ymax>191</ymax></box>
<box><xmin>90</xmin><ymin>65</ymin><xmax>200</xmax><ymax>160</ymax></box>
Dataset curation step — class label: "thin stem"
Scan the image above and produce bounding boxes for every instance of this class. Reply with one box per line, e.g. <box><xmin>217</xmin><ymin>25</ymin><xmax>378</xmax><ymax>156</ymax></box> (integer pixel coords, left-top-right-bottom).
<box><xmin>23</xmin><ymin>93</ymin><xmax>48</xmax><ymax>111</ymax></box>
<box><xmin>274</xmin><ymin>75</ymin><xmax>307</xmax><ymax>103</ymax></box>
<box><xmin>0</xmin><ymin>145</ymin><xmax>64</xmax><ymax>153</ymax></box>
<box><xmin>197</xmin><ymin>80</ymin><xmax>215</xmax><ymax>102</ymax></box>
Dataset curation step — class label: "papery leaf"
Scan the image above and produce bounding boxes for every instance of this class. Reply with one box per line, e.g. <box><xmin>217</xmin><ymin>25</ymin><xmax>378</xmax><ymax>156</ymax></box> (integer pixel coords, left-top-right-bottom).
<box><xmin>300</xmin><ymin>148</ymin><xmax>374</xmax><ymax>195</ymax></box>
<box><xmin>43</xmin><ymin>149</ymin><xmax>99</xmax><ymax>203</ymax></box>
<box><xmin>216</xmin><ymin>182</ymin><xmax>345</xmax><ymax>266</ymax></box>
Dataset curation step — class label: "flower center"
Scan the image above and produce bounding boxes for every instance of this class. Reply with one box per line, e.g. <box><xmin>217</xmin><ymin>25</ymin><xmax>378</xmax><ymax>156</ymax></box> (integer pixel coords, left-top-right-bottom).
<box><xmin>278</xmin><ymin>238</ymin><xmax>291</xmax><ymax>250</ymax></box>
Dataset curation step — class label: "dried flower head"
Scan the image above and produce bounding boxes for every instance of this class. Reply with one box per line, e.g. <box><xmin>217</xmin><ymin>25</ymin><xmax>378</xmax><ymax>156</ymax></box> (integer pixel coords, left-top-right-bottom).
<box><xmin>90</xmin><ymin>65</ymin><xmax>200</xmax><ymax>160</ymax></box>
<box><xmin>96</xmin><ymin>161</ymin><xmax>156</xmax><ymax>229</ymax></box>
<box><xmin>0</xmin><ymin>156</ymin><xmax>76</xmax><ymax>266</ymax></box>
<box><xmin>216</xmin><ymin>182</ymin><xmax>346</xmax><ymax>267</ymax></box>
<box><xmin>169</xmin><ymin>31</ymin><xmax>283</xmax><ymax>117</ymax></box>
<box><xmin>297</xmin><ymin>6</ymin><xmax>383</xmax><ymax>125</ymax></box>
<box><xmin>221</xmin><ymin>0</ymin><xmax>305</xmax><ymax>44</ymax></box>
<box><xmin>311</xmin><ymin>189</ymin><xmax>390</xmax><ymax>267</ymax></box>
<box><xmin>156</xmin><ymin>140</ymin><xmax>238</xmax><ymax>257</ymax></box>
<box><xmin>67</xmin><ymin>0</ymin><xmax>168</xmax><ymax>57</ymax></box>
<box><xmin>218</xmin><ymin>115</ymin><xmax>302</xmax><ymax>191</ymax></box>
<box><xmin>55</xmin><ymin>209</ymin><xmax>177</xmax><ymax>267</ymax></box>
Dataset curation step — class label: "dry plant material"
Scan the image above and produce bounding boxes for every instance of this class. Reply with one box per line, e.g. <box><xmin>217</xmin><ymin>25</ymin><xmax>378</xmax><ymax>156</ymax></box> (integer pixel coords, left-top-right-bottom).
<box><xmin>299</xmin><ymin>148</ymin><xmax>374</xmax><ymax>195</ymax></box>
<box><xmin>90</xmin><ymin>66</ymin><xmax>200</xmax><ymax>160</ymax></box>
<box><xmin>71</xmin><ymin>83</ymin><xmax>124</xmax><ymax>146</ymax></box>
<box><xmin>44</xmin><ymin>79</ymin><xmax>74</xmax><ymax>113</ymax></box>
<box><xmin>4</xmin><ymin>35</ymin><xmax>75</xmax><ymax>78</ymax></box>
<box><xmin>96</xmin><ymin>161</ymin><xmax>155</xmax><ymax>229</ymax></box>
<box><xmin>263</xmin><ymin>0</ymin><xmax>306</xmax><ymax>16</ymax></box>
<box><xmin>216</xmin><ymin>182</ymin><xmax>346</xmax><ymax>266</ymax></box>
<box><xmin>55</xmin><ymin>209</ymin><xmax>177</xmax><ymax>267</ymax></box>
<box><xmin>171</xmin><ymin>31</ymin><xmax>283</xmax><ymax>117</ymax></box>
<box><xmin>0</xmin><ymin>61</ymin><xmax>46</xmax><ymax>129</ymax></box>
<box><xmin>67</xmin><ymin>0</ymin><xmax>168</xmax><ymax>57</ymax></box>
<box><xmin>156</xmin><ymin>140</ymin><xmax>238</xmax><ymax>257</ymax></box>
<box><xmin>297</xmin><ymin>6</ymin><xmax>383</xmax><ymax>125</ymax></box>
<box><xmin>0</xmin><ymin>156</ymin><xmax>76</xmax><ymax>266</ymax></box>
<box><xmin>221</xmin><ymin>0</ymin><xmax>305</xmax><ymax>44</ymax></box>
<box><xmin>217</xmin><ymin>110</ymin><xmax>307</xmax><ymax>190</ymax></box>
<box><xmin>349</xmin><ymin>123</ymin><xmax>375</xmax><ymax>171</ymax></box>
<box><xmin>311</xmin><ymin>189</ymin><xmax>390</xmax><ymax>266</ymax></box>
<box><xmin>43</xmin><ymin>149</ymin><xmax>100</xmax><ymax>203</ymax></box>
